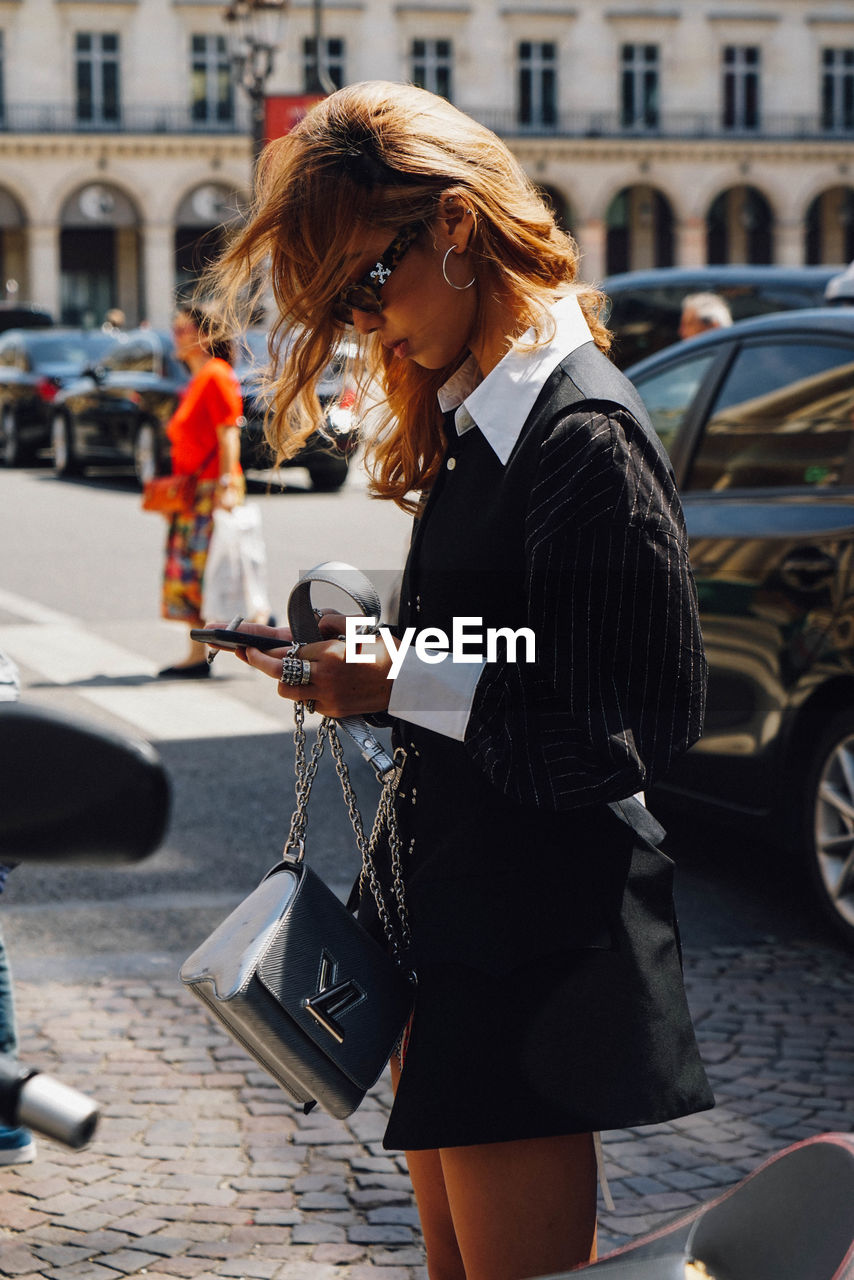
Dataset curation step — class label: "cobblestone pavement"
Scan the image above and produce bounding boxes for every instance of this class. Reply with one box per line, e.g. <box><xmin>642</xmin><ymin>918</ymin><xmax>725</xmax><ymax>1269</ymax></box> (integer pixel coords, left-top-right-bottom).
<box><xmin>0</xmin><ymin>939</ymin><xmax>851</xmax><ymax>1279</ymax></box>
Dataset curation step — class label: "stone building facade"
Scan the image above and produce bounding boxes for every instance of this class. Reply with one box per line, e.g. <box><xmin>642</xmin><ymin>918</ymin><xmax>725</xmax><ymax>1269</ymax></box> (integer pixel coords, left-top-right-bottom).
<box><xmin>2</xmin><ymin>0</ymin><xmax>854</xmax><ymax>329</ymax></box>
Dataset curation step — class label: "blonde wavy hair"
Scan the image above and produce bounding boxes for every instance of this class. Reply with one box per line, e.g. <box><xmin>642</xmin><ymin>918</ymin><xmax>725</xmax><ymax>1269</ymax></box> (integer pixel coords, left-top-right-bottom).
<box><xmin>209</xmin><ymin>80</ymin><xmax>610</xmax><ymax>511</ymax></box>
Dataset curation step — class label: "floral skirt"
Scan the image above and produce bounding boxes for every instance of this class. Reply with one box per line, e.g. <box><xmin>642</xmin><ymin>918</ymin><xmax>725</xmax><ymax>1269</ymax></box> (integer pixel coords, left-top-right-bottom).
<box><xmin>161</xmin><ymin>480</ymin><xmax>217</xmax><ymax>624</ymax></box>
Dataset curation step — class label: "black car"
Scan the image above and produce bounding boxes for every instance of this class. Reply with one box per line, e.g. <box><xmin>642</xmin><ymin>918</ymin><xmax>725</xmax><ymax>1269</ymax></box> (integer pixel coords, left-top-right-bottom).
<box><xmin>626</xmin><ymin>308</ymin><xmax>854</xmax><ymax>947</ymax></box>
<box><xmin>0</xmin><ymin>327</ymin><xmax>119</xmax><ymax>466</ymax></box>
<box><xmin>0</xmin><ymin>303</ymin><xmax>54</xmax><ymax>334</ymax></box>
<box><xmin>52</xmin><ymin>328</ymin><xmax>359</xmax><ymax>490</ymax></box>
<box><xmin>51</xmin><ymin>329</ymin><xmax>186</xmax><ymax>485</ymax></box>
<box><xmin>238</xmin><ymin>329</ymin><xmax>359</xmax><ymax>491</ymax></box>
<box><xmin>604</xmin><ymin>265</ymin><xmax>839</xmax><ymax>369</ymax></box>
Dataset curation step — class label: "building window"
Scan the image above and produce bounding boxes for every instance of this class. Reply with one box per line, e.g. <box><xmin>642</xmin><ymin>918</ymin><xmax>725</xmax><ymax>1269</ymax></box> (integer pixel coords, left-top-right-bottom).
<box><xmin>75</xmin><ymin>32</ymin><xmax>120</xmax><ymax>125</ymax></box>
<box><xmin>191</xmin><ymin>34</ymin><xmax>234</xmax><ymax>124</ymax></box>
<box><xmin>621</xmin><ymin>44</ymin><xmax>659</xmax><ymax>129</ymax></box>
<box><xmin>518</xmin><ymin>41</ymin><xmax>557</xmax><ymax>128</ymax></box>
<box><xmin>411</xmin><ymin>38</ymin><xmax>453</xmax><ymax>100</ymax></box>
<box><xmin>302</xmin><ymin>37</ymin><xmax>345</xmax><ymax>92</ymax></box>
<box><xmin>822</xmin><ymin>48</ymin><xmax>854</xmax><ymax>132</ymax></box>
<box><xmin>722</xmin><ymin>45</ymin><xmax>760</xmax><ymax>131</ymax></box>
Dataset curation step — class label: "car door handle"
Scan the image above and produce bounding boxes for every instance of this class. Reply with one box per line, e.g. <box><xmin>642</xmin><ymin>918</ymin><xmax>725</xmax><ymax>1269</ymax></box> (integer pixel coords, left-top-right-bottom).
<box><xmin>780</xmin><ymin>547</ymin><xmax>837</xmax><ymax>590</ymax></box>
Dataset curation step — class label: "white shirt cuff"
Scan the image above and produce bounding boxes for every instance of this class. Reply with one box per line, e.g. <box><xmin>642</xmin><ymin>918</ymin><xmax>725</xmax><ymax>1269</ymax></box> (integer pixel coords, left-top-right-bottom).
<box><xmin>388</xmin><ymin>646</ymin><xmax>484</xmax><ymax>741</ymax></box>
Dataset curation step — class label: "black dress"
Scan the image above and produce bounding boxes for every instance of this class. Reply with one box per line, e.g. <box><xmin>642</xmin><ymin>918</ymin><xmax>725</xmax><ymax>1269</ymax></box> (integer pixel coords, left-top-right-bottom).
<box><xmin>359</xmin><ymin>341</ymin><xmax>715</xmax><ymax>1152</ymax></box>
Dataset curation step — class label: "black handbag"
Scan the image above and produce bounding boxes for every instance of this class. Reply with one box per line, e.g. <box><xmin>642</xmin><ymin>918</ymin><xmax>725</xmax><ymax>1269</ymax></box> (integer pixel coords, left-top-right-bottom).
<box><xmin>180</xmin><ymin>564</ymin><xmax>415</xmax><ymax>1119</ymax></box>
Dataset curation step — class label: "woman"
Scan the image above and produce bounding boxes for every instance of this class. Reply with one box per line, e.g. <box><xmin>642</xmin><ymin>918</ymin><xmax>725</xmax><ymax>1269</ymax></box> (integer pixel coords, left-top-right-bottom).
<box><xmin>159</xmin><ymin>306</ymin><xmax>244</xmax><ymax>678</ymax></box>
<box><xmin>210</xmin><ymin>82</ymin><xmax>714</xmax><ymax>1279</ymax></box>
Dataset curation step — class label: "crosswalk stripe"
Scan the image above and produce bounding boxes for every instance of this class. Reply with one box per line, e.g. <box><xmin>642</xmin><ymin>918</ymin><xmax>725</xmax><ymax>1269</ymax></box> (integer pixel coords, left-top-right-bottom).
<box><xmin>0</xmin><ymin>585</ymin><xmax>77</xmax><ymax>627</ymax></box>
<box><xmin>0</xmin><ymin>598</ymin><xmax>290</xmax><ymax>743</ymax></box>
<box><xmin>81</xmin><ymin>683</ymin><xmax>288</xmax><ymax>742</ymax></box>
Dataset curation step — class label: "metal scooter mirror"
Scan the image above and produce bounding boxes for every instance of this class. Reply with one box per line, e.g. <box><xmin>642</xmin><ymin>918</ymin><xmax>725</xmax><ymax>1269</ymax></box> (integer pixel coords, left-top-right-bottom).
<box><xmin>0</xmin><ymin>702</ymin><xmax>170</xmax><ymax>863</ymax></box>
<box><xmin>0</xmin><ymin>702</ymin><xmax>171</xmax><ymax>1148</ymax></box>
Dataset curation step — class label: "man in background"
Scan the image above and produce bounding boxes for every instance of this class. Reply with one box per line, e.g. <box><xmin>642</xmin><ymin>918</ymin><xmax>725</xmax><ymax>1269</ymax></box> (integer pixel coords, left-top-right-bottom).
<box><xmin>679</xmin><ymin>292</ymin><xmax>733</xmax><ymax>341</ymax></box>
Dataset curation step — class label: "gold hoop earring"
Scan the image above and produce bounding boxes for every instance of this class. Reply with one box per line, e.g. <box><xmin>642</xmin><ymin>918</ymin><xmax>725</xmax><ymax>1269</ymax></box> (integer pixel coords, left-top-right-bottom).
<box><xmin>442</xmin><ymin>246</ymin><xmax>475</xmax><ymax>291</ymax></box>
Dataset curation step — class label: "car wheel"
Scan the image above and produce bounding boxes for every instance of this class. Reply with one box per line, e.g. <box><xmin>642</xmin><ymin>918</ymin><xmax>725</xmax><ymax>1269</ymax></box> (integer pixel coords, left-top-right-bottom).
<box><xmin>51</xmin><ymin>413</ymin><xmax>80</xmax><ymax>477</ymax></box>
<box><xmin>1</xmin><ymin>409</ymin><xmax>23</xmax><ymax>467</ymax></box>
<box><xmin>133</xmin><ymin>423</ymin><xmax>160</xmax><ymax>489</ymax></box>
<box><xmin>307</xmin><ymin>459</ymin><xmax>349</xmax><ymax>492</ymax></box>
<box><xmin>801</xmin><ymin>709</ymin><xmax>854</xmax><ymax>948</ymax></box>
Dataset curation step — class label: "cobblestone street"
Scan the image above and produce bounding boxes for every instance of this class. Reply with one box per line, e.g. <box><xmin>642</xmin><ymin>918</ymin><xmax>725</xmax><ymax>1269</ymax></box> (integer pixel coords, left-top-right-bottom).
<box><xmin>0</xmin><ymin>938</ymin><xmax>851</xmax><ymax>1279</ymax></box>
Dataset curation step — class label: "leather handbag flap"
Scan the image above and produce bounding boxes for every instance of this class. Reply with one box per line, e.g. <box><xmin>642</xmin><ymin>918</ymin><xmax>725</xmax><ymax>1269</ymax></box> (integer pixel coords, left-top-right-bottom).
<box><xmin>180</xmin><ymin>863</ymin><xmax>300</xmax><ymax>1000</ymax></box>
<box><xmin>257</xmin><ymin>865</ymin><xmax>414</xmax><ymax>1091</ymax></box>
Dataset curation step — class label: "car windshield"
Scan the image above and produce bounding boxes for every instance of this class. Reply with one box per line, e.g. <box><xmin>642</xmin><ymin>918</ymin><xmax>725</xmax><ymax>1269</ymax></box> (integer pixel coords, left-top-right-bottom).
<box><xmin>234</xmin><ymin>330</ymin><xmax>356</xmax><ymax>388</ymax></box>
<box><xmin>235</xmin><ymin>329</ymin><xmax>270</xmax><ymax>377</ymax></box>
<box><xmin>29</xmin><ymin>332</ymin><xmax>117</xmax><ymax>368</ymax></box>
<box><xmin>100</xmin><ymin>336</ymin><xmax>159</xmax><ymax>373</ymax></box>
<box><xmin>607</xmin><ymin>276</ymin><xmax>835</xmax><ymax>368</ymax></box>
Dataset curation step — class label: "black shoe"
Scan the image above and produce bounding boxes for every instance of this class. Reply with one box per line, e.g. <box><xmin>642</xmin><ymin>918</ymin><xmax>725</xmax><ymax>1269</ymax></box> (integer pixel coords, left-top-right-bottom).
<box><xmin>157</xmin><ymin>661</ymin><xmax>211</xmax><ymax>680</ymax></box>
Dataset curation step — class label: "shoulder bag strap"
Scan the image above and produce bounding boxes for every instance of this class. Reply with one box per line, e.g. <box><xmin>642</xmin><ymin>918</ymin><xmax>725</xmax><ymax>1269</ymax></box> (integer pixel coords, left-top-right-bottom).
<box><xmin>287</xmin><ymin>563</ymin><xmax>396</xmax><ymax>782</ymax></box>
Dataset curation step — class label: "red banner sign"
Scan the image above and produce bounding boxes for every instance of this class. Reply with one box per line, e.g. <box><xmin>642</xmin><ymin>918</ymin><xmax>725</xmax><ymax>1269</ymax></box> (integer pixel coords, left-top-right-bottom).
<box><xmin>264</xmin><ymin>94</ymin><xmax>325</xmax><ymax>143</ymax></box>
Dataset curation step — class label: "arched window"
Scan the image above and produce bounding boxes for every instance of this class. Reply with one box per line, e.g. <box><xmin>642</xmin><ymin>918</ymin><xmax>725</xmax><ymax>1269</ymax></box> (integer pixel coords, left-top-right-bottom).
<box><xmin>707</xmin><ymin>185</ymin><xmax>773</xmax><ymax>264</ymax></box>
<box><xmin>805</xmin><ymin>186</ymin><xmax>854</xmax><ymax>265</ymax></box>
<box><xmin>536</xmin><ymin>183</ymin><xmax>576</xmax><ymax>238</ymax></box>
<box><xmin>60</xmin><ymin>183</ymin><xmax>141</xmax><ymax>326</ymax></box>
<box><xmin>173</xmin><ymin>183</ymin><xmax>246</xmax><ymax>302</ymax></box>
<box><xmin>605</xmin><ymin>184</ymin><xmax>674</xmax><ymax>275</ymax></box>
<box><xmin>0</xmin><ymin>189</ymin><xmax>27</xmax><ymax>302</ymax></box>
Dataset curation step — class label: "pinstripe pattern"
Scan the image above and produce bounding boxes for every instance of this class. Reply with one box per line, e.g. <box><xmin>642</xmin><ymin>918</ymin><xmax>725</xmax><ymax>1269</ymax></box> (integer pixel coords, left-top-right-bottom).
<box><xmin>466</xmin><ymin>404</ymin><xmax>707</xmax><ymax>809</ymax></box>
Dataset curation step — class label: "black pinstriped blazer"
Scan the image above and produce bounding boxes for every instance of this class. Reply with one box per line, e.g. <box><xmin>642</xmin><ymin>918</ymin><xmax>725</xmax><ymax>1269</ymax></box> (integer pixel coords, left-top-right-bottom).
<box><xmin>397</xmin><ymin>339</ymin><xmax>706</xmax><ymax>810</ymax></box>
<box><xmin>465</xmin><ymin>340</ymin><xmax>707</xmax><ymax>810</ymax></box>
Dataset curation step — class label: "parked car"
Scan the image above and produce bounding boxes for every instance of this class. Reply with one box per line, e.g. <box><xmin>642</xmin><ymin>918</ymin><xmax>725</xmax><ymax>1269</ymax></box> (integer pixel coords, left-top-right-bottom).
<box><xmin>626</xmin><ymin>308</ymin><xmax>854</xmax><ymax>947</ymax></box>
<box><xmin>51</xmin><ymin>327</ymin><xmax>359</xmax><ymax>490</ymax></box>
<box><xmin>0</xmin><ymin>304</ymin><xmax>54</xmax><ymax>334</ymax></box>
<box><xmin>0</xmin><ymin>327</ymin><xmax>119</xmax><ymax>466</ymax></box>
<box><xmin>604</xmin><ymin>265</ymin><xmax>840</xmax><ymax>368</ymax></box>
<box><xmin>238</xmin><ymin>329</ymin><xmax>359</xmax><ymax>491</ymax></box>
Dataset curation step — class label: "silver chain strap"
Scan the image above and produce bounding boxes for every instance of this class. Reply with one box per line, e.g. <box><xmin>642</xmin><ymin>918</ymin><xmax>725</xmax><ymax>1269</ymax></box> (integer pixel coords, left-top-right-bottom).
<box><xmin>282</xmin><ymin>702</ymin><xmax>412</xmax><ymax>962</ymax></box>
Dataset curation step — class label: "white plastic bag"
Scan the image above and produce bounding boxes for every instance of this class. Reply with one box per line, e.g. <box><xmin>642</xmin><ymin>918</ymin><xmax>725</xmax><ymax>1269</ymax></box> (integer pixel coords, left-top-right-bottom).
<box><xmin>202</xmin><ymin>504</ymin><xmax>271</xmax><ymax>623</ymax></box>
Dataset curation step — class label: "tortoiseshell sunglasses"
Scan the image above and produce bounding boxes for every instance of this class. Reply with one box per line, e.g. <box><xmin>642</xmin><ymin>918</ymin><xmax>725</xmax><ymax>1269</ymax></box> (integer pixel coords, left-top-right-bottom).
<box><xmin>332</xmin><ymin>222</ymin><xmax>421</xmax><ymax>324</ymax></box>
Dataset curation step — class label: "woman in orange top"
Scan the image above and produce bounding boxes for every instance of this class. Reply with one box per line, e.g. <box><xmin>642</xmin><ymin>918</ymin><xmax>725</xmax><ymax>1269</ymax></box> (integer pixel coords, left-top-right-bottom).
<box><xmin>159</xmin><ymin>306</ymin><xmax>244</xmax><ymax>678</ymax></box>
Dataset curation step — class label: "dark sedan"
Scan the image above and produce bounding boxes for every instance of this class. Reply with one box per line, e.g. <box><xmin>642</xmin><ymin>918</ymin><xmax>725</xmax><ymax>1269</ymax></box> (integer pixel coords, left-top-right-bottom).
<box><xmin>237</xmin><ymin>329</ymin><xmax>359</xmax><ymax>491</ymax></box>
<box><xmin>604</xmin><ymin>264</ymin><xmax>839</xmax><ymax>368</ymax></box>
<box><xmin>626</xmin><ymin>308</ymin><xmax>854</xmax><ymax>947</ymax></box>
<box><xmin>52</xmin><ymin>328</ymin><xmax>359</xmax><ymax>490</ymax></box>
<box><xmin>0</xmin><ymin>327</ymin><xmax>118</xmax><ymax>466</ymax></box>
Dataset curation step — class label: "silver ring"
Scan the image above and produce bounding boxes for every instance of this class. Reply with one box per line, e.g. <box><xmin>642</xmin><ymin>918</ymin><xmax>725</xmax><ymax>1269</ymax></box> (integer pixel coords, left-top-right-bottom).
<box><xmin>280</xmin><ymin>656</ymin><xmax>312</xmax><ymax>687</ymax></box>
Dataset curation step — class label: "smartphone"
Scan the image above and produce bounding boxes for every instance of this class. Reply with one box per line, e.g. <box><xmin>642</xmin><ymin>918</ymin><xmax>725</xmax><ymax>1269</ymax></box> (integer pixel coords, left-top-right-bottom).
<box><xmin>190</xmin><ymin>627</ymin><xmax>285</xmax><ymax>653</ymax></box>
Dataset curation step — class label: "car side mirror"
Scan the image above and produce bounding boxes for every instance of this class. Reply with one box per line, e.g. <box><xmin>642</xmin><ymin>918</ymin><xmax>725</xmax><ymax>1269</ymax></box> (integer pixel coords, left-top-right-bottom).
<box><xmin>0</xmin><ymin>703</ymin><xmax>170</xmax><ymax>864</ymax></box>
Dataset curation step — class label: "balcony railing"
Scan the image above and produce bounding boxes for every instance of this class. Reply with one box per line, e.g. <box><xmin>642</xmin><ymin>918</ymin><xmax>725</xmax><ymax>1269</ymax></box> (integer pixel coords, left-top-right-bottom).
<box><xmin>0</xmin><ymin>101</ymin><xmax>852</xmax><ymax>143</ymax></box>
<box><xmin>0</xmin><ymin>102</ymin><xmax>251</xmax><ymax>135</ymax></box>
<box><xmin>470</xmin><ymin>107</ymin><xmax>854</xmax><ymax>142</ymax></box>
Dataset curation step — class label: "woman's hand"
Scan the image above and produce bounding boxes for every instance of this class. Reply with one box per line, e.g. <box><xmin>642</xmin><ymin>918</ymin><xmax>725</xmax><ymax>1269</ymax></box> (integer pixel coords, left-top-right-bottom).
<box><xmin>214</xmin><ymin>475</ymin><xmax>242</xmax><ymax>510</ymax></box>
<box><xmin>212</xmin><ymin>616</ymin><xmax>395</xmax><ymax>718</ymax></box>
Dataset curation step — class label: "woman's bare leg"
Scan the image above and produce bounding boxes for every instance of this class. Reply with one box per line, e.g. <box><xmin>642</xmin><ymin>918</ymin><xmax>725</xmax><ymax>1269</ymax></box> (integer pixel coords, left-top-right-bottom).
<box><xmin>390</xmin><ymin>1059</ymin><xmax>596</xmax><ymax>1280</ymax></box>
<box><xmin>184</xmin><ymin>633</ymin><xmax>209</xmax><ymax>665</ymax></box>
<box><xmin>405</xmin><ymin>1145</ymin><xmax>467</xmax><ymax>1280</ymax></box>
<box><xmin>390</xmin><ymin>1058</ymin><xmax>465</xmax><ymax>1280</ymax></box>
<box><xmin>440</xmin><ymin>1133</ymin><xmax>597</xmax><ymax>1280</ymax></box>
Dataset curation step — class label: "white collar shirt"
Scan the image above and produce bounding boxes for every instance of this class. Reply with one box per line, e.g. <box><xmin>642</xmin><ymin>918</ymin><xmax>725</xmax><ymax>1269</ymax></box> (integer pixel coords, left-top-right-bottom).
<box><xmin>436</xmin><ymin>292</ymin><xmax>593</xmax><ymax>465</ymax></box>
<box><xmin>387</xmin><ymin>293</ymin><xmax>594</xmax><ymax>740</ymax></box>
